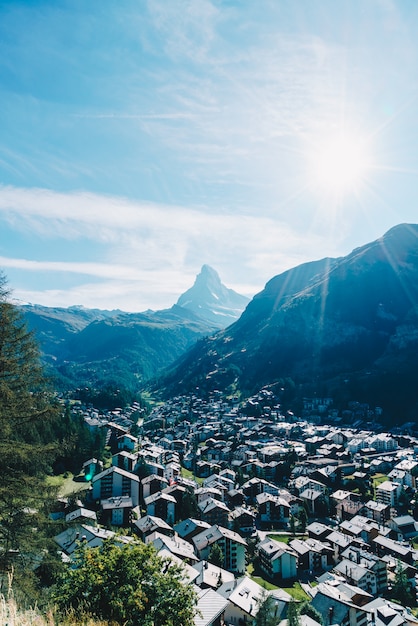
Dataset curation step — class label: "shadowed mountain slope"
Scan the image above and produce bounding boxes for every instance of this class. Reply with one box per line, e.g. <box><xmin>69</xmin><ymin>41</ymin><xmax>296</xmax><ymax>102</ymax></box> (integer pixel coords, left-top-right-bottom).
<box><xmin>21</xmin><ymin>267</ymin><xmax>248</xmax><ymax>390</ymax></box>
<box><xmin>159</xmin><ymin>224</ymin><xmax>418</xmax><ymax>418</ymax></box>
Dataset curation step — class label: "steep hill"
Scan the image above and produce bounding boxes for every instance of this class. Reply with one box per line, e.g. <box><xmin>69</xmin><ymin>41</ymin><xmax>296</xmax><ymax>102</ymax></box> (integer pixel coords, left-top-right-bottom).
<box><xmin>21</xmin><ymin>266</ymin><xmax>248</xmax><ymax>390</ymax></box>
<box><xmin>159</xmin><ymin>224</ymin><xmax>418</xmax><ymax>418</ymax></box>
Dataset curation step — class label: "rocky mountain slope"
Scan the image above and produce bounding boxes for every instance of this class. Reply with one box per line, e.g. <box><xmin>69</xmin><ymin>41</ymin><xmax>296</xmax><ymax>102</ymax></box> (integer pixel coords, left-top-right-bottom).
<box><xmin>159</xmin><ymin>224</ymin><xmax>418</xmax><ymax>418</ymax></box>
<box><xmin>177</xmin><ymin>264</ymin><xmax>249</xmax><ymax>326</ymax></box>
<box><xmin>21</xmin><ymin>266</ymin><xmax>248</xmax><ymax>390</ymax></box>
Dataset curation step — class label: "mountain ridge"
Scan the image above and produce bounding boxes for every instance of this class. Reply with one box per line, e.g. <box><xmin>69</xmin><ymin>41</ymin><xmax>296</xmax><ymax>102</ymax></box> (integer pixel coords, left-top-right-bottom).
<box><xmin>177</xmin><ymin>264</ymin><xmax>250</xmax><ymax>325</ymax></box>
<box><xmin>20</xmin><ymin>265</ymin><xmax>249</xmax><ymax>390</ymax></box>
<box><xmin>157</xmin><ymin>224</ymin><xmax>418</xmax><ymax>419</ymax></box>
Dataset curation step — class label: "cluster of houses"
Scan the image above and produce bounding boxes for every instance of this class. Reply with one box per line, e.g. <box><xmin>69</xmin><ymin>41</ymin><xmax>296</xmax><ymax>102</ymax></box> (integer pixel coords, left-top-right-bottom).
<box><xmin>54</xmin><ymin>390</ymin><xmax>418</xmax><ymax>626</ymax></box>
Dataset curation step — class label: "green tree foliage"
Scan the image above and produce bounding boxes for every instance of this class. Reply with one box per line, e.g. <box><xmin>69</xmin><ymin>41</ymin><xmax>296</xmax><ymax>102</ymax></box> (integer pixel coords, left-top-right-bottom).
<box><xmin>300</xmin><ymin>601</ymin><xmax>324</xmax><ymax>625</ymax></box>
<box><xmin>254</xmin><ymin>589</ymin><xmax>279</xmax><ymax>626</ymax></box>
<box><xmin>297</xmin><ymin>507</ymin><xmax>308</xmax><ymax>532</ymax></box>
<box><xmin>178</xmin><ymin>487</ymin><xmax>199</xmax><ymax>521</ymax></box>
<box><xmin>391</xmin><ymin>560</ymin><xmax>415</xmax><ymax>606</ymax></box>
<box><xmin>52</xmin><ymin>403</ymin><xmax>106</xmax><ymax>474</ymax></box>
<box><xmin>208</xmin><ymin>542</ymin><xmax>224</xmax><ymax>568</ymax></box>
<box><xmin>0</xmin><ymin>275</ymin><xmax>61</xmax><ymax>596</ymax></box>
<box><xmin>73</xmin><ymin>383</ymin><xmax>145</xmax><ymax>411</ymax></box>
<box><xmin>246</xmin><ymin>534</ymin><xmax>260</xmax><ymax>569</ymax></box>
<box><xmin>287</xmin><ymin>599</ymin><xmax>301</xmax><ymax>626</ymax></box>
<box><xmin>53</xmin><ymin>538</ymin><xmax>198</xmax><ymax>626</ymax></box>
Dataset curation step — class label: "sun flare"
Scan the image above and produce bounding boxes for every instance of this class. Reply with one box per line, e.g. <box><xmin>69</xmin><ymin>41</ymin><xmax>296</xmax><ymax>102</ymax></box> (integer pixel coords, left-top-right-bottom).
<box><xmin>308</xmin><ymin>131</ymin><xmax>372</xmax><ymax>196</ymax></box>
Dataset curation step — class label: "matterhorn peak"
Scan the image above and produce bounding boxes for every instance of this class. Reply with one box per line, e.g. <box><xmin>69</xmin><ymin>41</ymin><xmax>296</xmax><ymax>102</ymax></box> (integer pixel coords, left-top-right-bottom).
<box><xmin>176</xmin><ymin>265</ymin><xmax>249</xmax><ymax>328</ymax></box>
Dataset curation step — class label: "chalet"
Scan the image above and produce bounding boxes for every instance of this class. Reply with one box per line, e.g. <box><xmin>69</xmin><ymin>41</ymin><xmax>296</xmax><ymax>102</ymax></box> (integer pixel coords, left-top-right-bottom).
<box><xmin>388</xmin><ymin>514</ymin><xmax>418</xmax><ymax>540</ymax></box>
<box><xmin>133</xmin><ymin>514</ymin><xmax>173</xmax><ymax>541</ymax></box>
<box><xmin>293</xmin><ymin>476</ymin><xmax>328</xmax><ymax>495</ymax></box>
<box><xmin>217</xmin><ymin>576</ymin><xmax>291</xmax><ymax>626</ymax></box>
<box><xmin>348</xmin><ymin>515</ymin><xmax>390</xmax><ymax>543</ymax></box>
<box><xmin>174</xmin><ymin>517</ymin><xmax>211</xmax><ymax>543</ymax></box>
<box><xmin>195</xmin><ymin>487</ymin><xmax>224</xmax><ymax>505</ymax></box>
<box><xmin>65</xmin><ymin>507</ymin><xmax>97</xmax><ymax>525</ymax></box>
<box><xmin>331</xmin><ymin>490</ymin><xmax>362</xmax><ymax>519</ymax></box>
<box><xmin>227</xmin><ymin>488</ymin><xmax>245</xmax><ymax>508</ymax></box>
<box><xmin>92</xmin><ymin>466</ymin><xmax>140</xmax><ymax>507</ymax></box>
<box><xmin>306</xmin><ymin>522</ymin><xmax>333</xmax><ymax>542</ymax></box>
<box><xmin>375</xmin><ymin>481</ymin><xmax>402</xmax><ymax>508</ymax></box>
<box><xmin>256</xmin><ymin>492</ymin><xmax>290</xmax><ymax>526</ymax></box>
<box><xmin>164</xmin><ymin>461</ymin><xmax>181</xmax><ymax>483</ymax></box>
<box><xmin>82</xmin><ymin>458</ymin><xmax>103</xmax><ymax>480</ymax></box>
<box><xmin>258</xmin><ymin>537</ymin><xmax>297</xmax><ymax>581</ymax></box>
<box><xmin>192</xmin><ymin>560</ymin><xmax>235</xmax><ymax>590</ymax></box>
<box><xmin>193</xmin><ymin>524</ymin><xmax>247</xmax><ymax>574</ymax></box>
<box><xmin>144</xmin><ymin>490</ymin><xmax>176</xmax><ymax>524</ymax></box>
<box><xmin>112</xmin><ymin>451</ymin><xmax>137</xmax><ymax>473</ymax></box>
<box><xmin>340</xmin><ymin>545</ymin><xmax>387</xmax><ymax>593</ymax></box>
<box><xmin>372</xmin><ymin>535</ymin><xmax>414</xmax><ymax>564</ymax></box>
<box><xmin>299</xmin><ymin>488</ymin><xmax>325</xmax><ymax>516</ymax></box>
<box><xmin>339</xmin><ymin>520</ymin><xmax>364</xmax><ymax>541</ymax></box>
<box><xmin>311</xmin><ymin>581</ymin><xmax>372</xmax><ymax>626</ymax></box>
<box><xmin>241</xmin><ymin>477</ymin><xmax>280</xmax><ymax>503</ymax></box>
<box><xmin>361</xmin><ymin>500</ymin><xmax>391</xmax><ymax>524</ymax></box>
<box><xmin>393</xmin><ymin>459</ymin><xmax>418</xmax><ymax>488</ymax></box>
<box><xmin>141</xmin><ymin>474</ymin><xmax>169</xmax><ymax>502</ymax></box>
<box><xmin>55</xmin><ymin>523</ymin><xmax>130</xmax><ymax>557</ymax></box>
<box><xmin>194</xmin><ymin>588</ymin><xmax>229</xmax><ymax>626</ymax></box>
<box><xmin>101</xmin><ymin>495</ymin><xmax>135</xmax><ymax>526</ymax></box>
<box><xmin>228</xmin><ymin>506</ymin><xmax>256</xmax><ymax>534</ymax></box>
<box><xmin>333</xmin><ymin>558</ymin><xmax>380</xmax><ymax>595</ymax></box>
<box><xmin>363</xmin><ymin>598</ymin><xmax>418</xmax><ymax>626</ymax></box>
<box><xmin>146</xmin><ymin>531</ymin><xmax>198</xmax><ymax>563</ymax></box>
<box><xmin>289</xmin><ymin>537</ymin><xmax>333</xmax><ymax>573</ymax></box>
<box><xmin>163</xmin><ymin>483</ymin><xmax>188</xmax><ymax>517</ymax></box>
<box><xmin>326</xmin><ymin>530</ymin><xmax>355</xmax><ymax>562</ymax></box>
<box><xmin>199</xmin><ymin>497</ymin><xmax>231</xmax><ymax>527</ymax></box>
<box><xmin>117</xmin><ymin>432</ymin><xmax>138</xmax><ymax>452</ymax></box>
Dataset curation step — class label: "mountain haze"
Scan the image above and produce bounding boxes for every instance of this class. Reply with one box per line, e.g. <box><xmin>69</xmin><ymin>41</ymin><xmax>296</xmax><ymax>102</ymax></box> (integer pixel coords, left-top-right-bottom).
<box><xmin>21</xmin><ymin>266</ymin><xmax>248</xmax><ymax>390</ymax></box>
<box><xmin>160</xmin><ymin>224</ymin><xmax>418</xmax><ymax>418</ymax></box>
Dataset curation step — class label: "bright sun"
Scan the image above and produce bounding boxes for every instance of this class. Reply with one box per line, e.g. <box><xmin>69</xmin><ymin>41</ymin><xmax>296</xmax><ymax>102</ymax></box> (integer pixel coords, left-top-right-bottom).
<box><xmin>308</xmin><ymin>131</ymin><xmax>372</xmax><ymax>196</ymax></box>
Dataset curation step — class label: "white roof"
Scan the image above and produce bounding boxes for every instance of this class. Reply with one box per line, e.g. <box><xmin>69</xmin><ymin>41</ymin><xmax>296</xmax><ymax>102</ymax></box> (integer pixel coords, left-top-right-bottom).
<box><xmin>194</xmin><ymin>588</ymin><xmax>229</xmax><ymax>626</ymax></box>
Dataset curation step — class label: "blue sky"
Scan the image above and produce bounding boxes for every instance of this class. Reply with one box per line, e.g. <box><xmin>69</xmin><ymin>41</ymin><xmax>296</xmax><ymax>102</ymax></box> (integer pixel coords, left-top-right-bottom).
<box><xmin>1</xmin><ymin>0</ymin><xmax>418</xmax><ymax>311</ymax></box>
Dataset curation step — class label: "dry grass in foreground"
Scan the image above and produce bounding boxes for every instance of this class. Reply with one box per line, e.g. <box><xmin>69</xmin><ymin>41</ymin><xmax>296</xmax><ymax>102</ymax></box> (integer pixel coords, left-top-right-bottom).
<box><xmin>0</xmin><ymin>594</ymin><xmax>112</xmax><ymax>626</ymax></box>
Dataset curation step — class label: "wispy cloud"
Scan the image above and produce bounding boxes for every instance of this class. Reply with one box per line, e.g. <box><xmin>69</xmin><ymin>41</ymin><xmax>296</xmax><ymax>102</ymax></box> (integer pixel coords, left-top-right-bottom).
<box><xmin>0</xmin><ymin>184</ymin><xmax>336</xmax><ymax>310</ymax></box>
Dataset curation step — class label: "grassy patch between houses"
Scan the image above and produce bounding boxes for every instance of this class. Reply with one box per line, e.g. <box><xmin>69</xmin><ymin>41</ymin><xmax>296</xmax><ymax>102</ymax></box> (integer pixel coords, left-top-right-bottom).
<box><xmin>267</xmin><ymin>534</ymin><xmax>307</xmax><ymax>543</ymax></box>
<box><xmin>46</xmin><ymin>472</ymin><xmax>90</xmax><ymax>497</ymax></box>
<box><xmin>251</xmin><ymin>576</ymin><xmax>279</xmax><ymax>590</ymax></box>
<box><xmin>181</xmin><ymin>466</ymin><xmax>204</xmax><ymax>485</ymax></box>
<box><xmin>371</xmin><ymin>473</ymin><xmax>389</xmax><ymax>488</ymax></box>
<box><xmin>282</xmin><ymin>582</ymin><xmax>310</xmax><ymax>602</ymax></box>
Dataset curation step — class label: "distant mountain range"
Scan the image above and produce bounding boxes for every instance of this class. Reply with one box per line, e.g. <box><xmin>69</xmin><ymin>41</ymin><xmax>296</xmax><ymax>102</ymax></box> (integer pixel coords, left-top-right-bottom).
<box><xmin>158</xmin><ymin>224</ymin><xmax>418</xmax><ymax>420</ymax></box>
<box><xmin>21</xmin><ymin>266</ymin><xmax>249</xmax><ymax>390</ymax></box>
<box><xmin>20</xmin><ymin>225</ymin><xmax>418</xmax><ymax>420</ymax></box>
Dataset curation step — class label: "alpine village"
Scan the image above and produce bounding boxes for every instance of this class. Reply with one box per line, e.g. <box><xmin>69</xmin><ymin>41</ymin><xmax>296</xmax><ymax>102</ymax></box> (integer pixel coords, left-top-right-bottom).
<box><xmin>4</xmin><ymin>223</ymin><xmax>418</xmax><ymax>626</ymax></box>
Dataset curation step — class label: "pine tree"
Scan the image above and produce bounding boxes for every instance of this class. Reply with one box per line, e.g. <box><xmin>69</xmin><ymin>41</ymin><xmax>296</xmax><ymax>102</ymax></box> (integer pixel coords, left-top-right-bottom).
<box><xmin>297</xmin><ymin>507</ymin><xmax>308</xmax><ymax>532</ymax></box>
<box><xmin>300</xmin><ymin>601</ymin><xmax>324</xmax><ymax>625</ymax></box>
<box><xmin>208</xmin><ymin>542</ymin><xmax>224</xmax><ymax>568</ymax></box>
<box><xmin>0</xmin><ymin>274</ymin><xmax>60</xmax><ymax>597</ymax></box>
<box><xmin>254</xmin><ymin>589</ymin><xmax>278</xmax><ymax>626</ymax></box>
<box><xmin>391</xmin><ymin>559</ymin><xmax>415</xmax><ymax>606</ymax></box>
<box><xmin>287</xmin><ymin>599</ymin><xmax>301</xmax><ymax>626</ymax></box>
